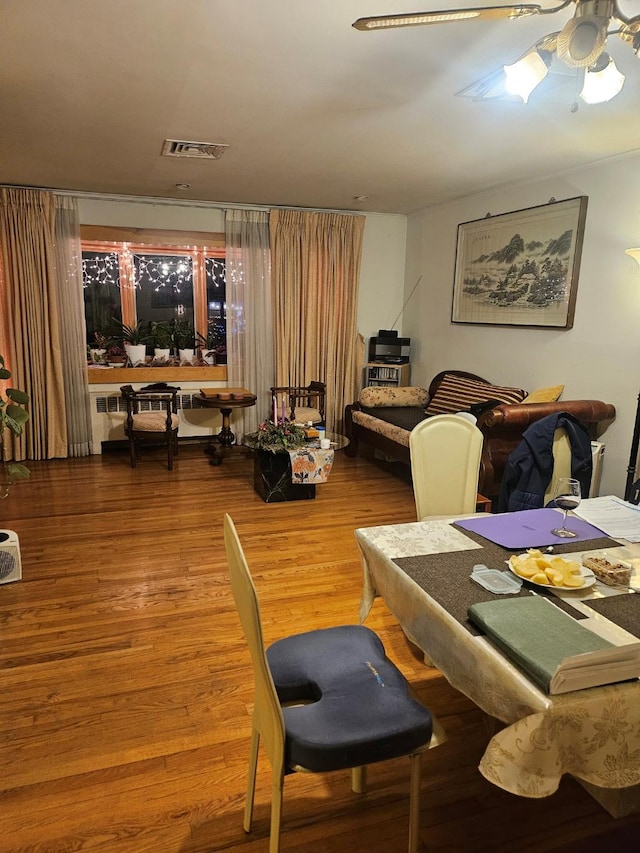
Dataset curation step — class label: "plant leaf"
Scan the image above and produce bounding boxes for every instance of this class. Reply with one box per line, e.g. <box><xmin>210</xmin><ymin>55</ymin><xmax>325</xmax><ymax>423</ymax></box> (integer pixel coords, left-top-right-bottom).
<box><xmin>6</xmin><ymin>462</ymin><xmax>30</xmax><ymax>481</ymax></box>
<box><xmin>6</xmin><ymin>388</ymin><xmax>28</xmax><ymax>405</ymax></box>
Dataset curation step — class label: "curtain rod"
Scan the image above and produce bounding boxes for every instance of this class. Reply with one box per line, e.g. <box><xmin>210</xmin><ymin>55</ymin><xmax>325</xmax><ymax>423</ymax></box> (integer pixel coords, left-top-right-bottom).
<box><xmin>0</xmin><ymin>184</ymin><xmax>376</xmax><ymax>217</ymax></box>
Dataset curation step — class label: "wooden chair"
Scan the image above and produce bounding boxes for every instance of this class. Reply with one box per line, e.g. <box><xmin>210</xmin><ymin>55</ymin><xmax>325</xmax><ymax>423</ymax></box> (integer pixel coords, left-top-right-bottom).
<box><xmin>223</xmin><ymin>514</ymin><xmax>445</xmax><ymax>853</ymax></box>
<box><xmin>409</xmin><ymin>414</ymin><xmax>484</xmax><ymax>519</ymax></box>
<box><xmin>270</xmin><ymin>381</ymin><xmax>325</xmax><ymax>424</ymax></box>
<box><xmin>120</xmin><ymin>385</ymin><xmax>179</xmax><ymax>470</ymax></box>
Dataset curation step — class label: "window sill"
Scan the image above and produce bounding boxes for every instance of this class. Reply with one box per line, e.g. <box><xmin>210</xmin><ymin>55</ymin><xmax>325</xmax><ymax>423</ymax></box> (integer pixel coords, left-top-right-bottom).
<box><xmin>87</xmin><ymin>365</ymin><xmax>228</xmax><ymax>384</ymax></box>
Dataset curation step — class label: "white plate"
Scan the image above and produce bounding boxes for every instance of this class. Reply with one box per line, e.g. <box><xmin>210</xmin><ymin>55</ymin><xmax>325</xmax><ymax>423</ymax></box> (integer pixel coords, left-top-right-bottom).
<box><xmin>507</xmin><ymin>554</ymin><xmax>596</xmax><ymax>591</ymax></box>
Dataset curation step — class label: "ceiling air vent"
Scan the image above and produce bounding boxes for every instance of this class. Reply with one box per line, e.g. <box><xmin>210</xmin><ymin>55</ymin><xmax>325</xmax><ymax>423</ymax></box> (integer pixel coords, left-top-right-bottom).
<box><xmin>161</xmin><ymin>139</ymin><xmax>229</xmax><ymax>159</ymax></box>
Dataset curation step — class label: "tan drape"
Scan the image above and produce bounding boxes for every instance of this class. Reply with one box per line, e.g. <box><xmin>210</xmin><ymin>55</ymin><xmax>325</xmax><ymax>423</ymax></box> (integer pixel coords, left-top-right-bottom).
<box><xmin>54</xmin><ymin>197</ymin><xmax>93</xmax><ymax>456</ymax></box>
<box><xmin>0</xmin><ymin>188</ymin><xmax>67</xmax><ymax>460</ymax></box>
<box><xmin>225</xmin><ymin>209</ymin><xmax>273</xmax><ymax>437</ymax></box>
<box><xmin>269</xmin><ymin>209</ymin><xmax>364</xmax><ymax>432</ymax></box>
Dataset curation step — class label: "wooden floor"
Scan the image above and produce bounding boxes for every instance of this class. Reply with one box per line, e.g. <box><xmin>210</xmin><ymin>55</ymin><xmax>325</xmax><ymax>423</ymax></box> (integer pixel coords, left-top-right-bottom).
<box><xmin>1</xmin><ymin>442</ymin><xmax>639</xmax><ymax>852</ymax></box>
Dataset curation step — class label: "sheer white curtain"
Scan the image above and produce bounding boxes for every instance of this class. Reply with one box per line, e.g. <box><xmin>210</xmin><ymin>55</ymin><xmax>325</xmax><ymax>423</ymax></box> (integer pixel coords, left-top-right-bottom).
<box><xmin>54</xmin><ymin>197</ymin><xmax>93</xmax><ymax>456</ymax></box>
<box><xmin>225</xmin><ymin>209</ymin><xmax>273</xmax><ymax>437</ymax></box>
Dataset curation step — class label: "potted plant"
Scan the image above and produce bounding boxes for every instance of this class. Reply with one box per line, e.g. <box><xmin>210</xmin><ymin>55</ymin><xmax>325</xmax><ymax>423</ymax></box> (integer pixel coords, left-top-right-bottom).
<box><xmin>244</xmin><ymin>419</ymin><xmax>313</xmax><ymax>503</ymax></box>
<box><xmin>196</xmin><ymin>328</ymin><xmax>226</xmax><ymax>365</ymax></box>
<box><xmin>109</xmin><ymin>319</ymin><xmax>150</xmax><ymax>366</ymax></box>
<box><xmin>88</xmin><ymin>330</ymin><xmax>109</xmax><ymax>364</ymax></box>
<box><xmin>170</xmin><ymin>319</ymin><xmax>195</xmax><ymax>363</ymax></box>
<box><xmin>150</xmin><ymin>321</ymin><xmax>172</xmax><ymax>362</ymax></box>
<box><xmin>245</xmin><ymin>419</ymin><xmax>306</xmax><ymax>453</ymax></box>
<box><xmin>0</xmin><ymin>354</ymin><xmax>30</xmax><ymax>499</ymax></box>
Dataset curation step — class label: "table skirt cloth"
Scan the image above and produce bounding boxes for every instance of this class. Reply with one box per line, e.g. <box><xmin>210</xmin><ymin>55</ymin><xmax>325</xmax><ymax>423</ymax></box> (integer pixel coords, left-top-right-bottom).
<box><xmin>355</xmin><ymin>521</ymin><xmax>640</xmax><ymax>799</ymax></box>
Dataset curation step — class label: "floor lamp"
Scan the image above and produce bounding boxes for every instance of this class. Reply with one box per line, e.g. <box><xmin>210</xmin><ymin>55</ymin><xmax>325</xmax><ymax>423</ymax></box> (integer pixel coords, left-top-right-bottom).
<box><xmin>625</xmin><ymin>249</ymin><xmax>640</xmax><ymax>502</ymax></box>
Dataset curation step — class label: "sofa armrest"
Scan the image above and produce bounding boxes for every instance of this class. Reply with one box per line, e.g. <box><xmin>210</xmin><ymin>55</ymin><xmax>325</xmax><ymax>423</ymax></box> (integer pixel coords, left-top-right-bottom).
<box><xmin>477</xmin><ymin>400</ymin><xmax>616</xmax><ymax>501</ymax></box>
<box><xmin>479</xmin><ymin>400</ymin><xmax>616</xmax><ymax>434</ymax></box>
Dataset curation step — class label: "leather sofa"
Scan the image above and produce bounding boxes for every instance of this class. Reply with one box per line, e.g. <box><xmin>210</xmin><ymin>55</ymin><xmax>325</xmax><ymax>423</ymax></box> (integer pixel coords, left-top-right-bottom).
<box><xmin>344</xmin><ymin>369</ymin><xmax>616</xmax><ymax>505</ymax></box>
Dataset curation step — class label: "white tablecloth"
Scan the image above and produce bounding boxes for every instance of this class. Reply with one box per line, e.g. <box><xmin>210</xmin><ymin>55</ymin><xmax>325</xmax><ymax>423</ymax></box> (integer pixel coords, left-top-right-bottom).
<box><xmin>356</xmin><ymin>520</ymin><xmax>640</xmax><ymax>802</ymax></box>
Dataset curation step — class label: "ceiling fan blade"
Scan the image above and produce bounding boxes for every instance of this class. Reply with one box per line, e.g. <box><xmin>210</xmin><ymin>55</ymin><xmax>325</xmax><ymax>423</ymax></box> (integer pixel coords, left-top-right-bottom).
<box><xmin>353</xmin><ymin>6</ymin><xmax>544</xmax><ymax>31</ymax></box>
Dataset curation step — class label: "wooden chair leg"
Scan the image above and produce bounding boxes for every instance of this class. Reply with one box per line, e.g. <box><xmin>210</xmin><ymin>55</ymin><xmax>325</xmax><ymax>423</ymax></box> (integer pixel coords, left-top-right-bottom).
<box><xmin>408</xmin><ymin>752</ymin><xmax>423</xmax><ymax>853</ymax></box>
<box><xmin>167</xmin><ymin>433</ymin><xmax>174</xmax><ymax>471</ymax></box>
<box><xmin>128</xmin><ymin>435</ymin><xmax>136</xmax><ymax>468</ymax></box>
<box><xmin>244</xmin><ymin>727</ymin><xmax>260</xmax><ymax>833</ymax></box>
<box><xmin>269</xmin><ymin>767</ymin><xmax>284</xmax><ymax>853</ymax></box>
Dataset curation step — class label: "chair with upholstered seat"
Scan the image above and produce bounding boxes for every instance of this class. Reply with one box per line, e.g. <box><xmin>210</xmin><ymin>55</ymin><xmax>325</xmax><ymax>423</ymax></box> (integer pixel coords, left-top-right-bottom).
<box><xmin>409</xmin><ymin>414</ymin><xmax>484</xmax><ymax>519</ymax></box>
<box><xmin>270</xmin><ymin>381</ymin><xmax>325</xmax><ymax>424</ymax></box>
<box><xmin>223</xmin><ymin>514</ymin><xmax>445</xmax><ymax>853</ymax></box>
<box><xmin>120</xmin><ymin>384</ymin><xmax>179</xmax><ymax>470</ymax></box>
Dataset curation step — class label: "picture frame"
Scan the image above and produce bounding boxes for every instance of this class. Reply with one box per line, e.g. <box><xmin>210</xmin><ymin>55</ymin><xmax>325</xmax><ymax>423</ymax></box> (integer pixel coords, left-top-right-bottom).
<box><xmin>451</xmin><ymin>196</ymin><xmax>588</xmax><ymax>329</ymax></box>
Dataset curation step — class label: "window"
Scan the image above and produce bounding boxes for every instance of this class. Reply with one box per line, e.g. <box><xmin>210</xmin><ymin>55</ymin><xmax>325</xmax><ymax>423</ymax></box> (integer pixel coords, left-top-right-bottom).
<box><xmin>81</xmin><ymin>226</ymin><xmax>226</xmax><ymax>360</ymax></box>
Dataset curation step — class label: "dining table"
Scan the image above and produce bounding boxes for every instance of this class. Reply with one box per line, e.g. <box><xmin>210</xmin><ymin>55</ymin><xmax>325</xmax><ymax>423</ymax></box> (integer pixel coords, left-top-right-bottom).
<box><xmin>355</xmin><ymin>510</ymin><xmax>640</xmax><ymax>817</ymax></box>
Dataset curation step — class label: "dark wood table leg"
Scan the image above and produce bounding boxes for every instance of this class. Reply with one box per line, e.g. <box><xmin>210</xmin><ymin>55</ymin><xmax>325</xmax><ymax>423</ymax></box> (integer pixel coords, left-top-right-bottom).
<box><xmin>205</xmin><ymin>406</ymin><xmax>235</xmax><ymax>465</ymax></box>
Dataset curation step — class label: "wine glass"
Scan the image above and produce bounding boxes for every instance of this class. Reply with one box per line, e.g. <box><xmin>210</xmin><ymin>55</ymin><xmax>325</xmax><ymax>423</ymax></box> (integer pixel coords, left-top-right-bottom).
<box><xmin>551</xmin><ymin>477</ymin><xmax>581</xmax><ymax>538</ymax></box>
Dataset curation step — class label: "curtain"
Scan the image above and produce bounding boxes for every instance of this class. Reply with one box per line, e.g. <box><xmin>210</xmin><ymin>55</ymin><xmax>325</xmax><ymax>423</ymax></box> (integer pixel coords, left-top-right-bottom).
<box><xmin>54</xmin><ymin>197</ymin><xmax>93</xmax><ymax>456</ymax></box>
<box><xmin>0</xmin><ymin>188</ymin><xmax>67</xmax><ymax>460</ymax></box>
<box><xmin>225</xmin><ymin>209</ymin><xmax>273</xmax><ymax>437</ymax></box>
<box><xmin>269</xmin><ymin>209</ymin><xmax>365</xmax><ymax>432</ymax></box>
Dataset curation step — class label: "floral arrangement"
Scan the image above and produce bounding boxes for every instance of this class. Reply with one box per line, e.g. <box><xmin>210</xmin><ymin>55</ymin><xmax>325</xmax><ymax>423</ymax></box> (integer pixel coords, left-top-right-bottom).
<box><xmin>247</xmin><ymin>419</ymin><xmax>306</xmax><ymax>453</ymax></box>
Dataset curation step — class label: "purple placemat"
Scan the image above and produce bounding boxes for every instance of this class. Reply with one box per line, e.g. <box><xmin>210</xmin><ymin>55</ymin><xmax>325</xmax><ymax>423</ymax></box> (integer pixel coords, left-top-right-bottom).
<box><xmin>455</xmin><ymin>509</ymin><xmax>607</xmax><ymax>549</ymax></box>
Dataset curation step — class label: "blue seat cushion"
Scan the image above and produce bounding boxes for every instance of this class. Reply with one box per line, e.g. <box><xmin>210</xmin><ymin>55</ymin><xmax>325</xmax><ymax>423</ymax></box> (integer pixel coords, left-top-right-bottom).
<box><xmin>266</xmin><ymin>624</ymin><xmax>433</xmax><ymax>773</ymax></box>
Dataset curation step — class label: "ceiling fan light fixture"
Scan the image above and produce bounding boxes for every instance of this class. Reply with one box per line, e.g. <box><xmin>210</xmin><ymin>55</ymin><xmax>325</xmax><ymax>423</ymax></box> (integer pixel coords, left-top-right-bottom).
<box><xmin>504</xmin><ymin>49</ymin><xmax>551</xmax><ymax>102</ymax></box>
<box><xmin>556</xmin><ymin>16</ymin><xmax>608</xmax><ymax>67</ymax></box>
<box><xmin>580</xmin><ymin>53</ymin><xmax>625</xmax><ymax>102</ymax></box>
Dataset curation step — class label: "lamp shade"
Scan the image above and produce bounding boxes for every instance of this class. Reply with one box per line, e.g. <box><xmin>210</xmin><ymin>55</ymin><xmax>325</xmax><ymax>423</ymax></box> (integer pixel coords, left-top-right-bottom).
<box><xmin>625</xmin><ymin>248</ymin><xmax>640</xmax><ymax>268</ymax></box>
<box><xmin>504</xmin><ymin>51</ymin><xmax>550</xmax><ymax>102</ymax></box>
<box><xmin>580</xmin><ymin>54</ymin><xmax>625</xmax><ymax>103</ymax></box>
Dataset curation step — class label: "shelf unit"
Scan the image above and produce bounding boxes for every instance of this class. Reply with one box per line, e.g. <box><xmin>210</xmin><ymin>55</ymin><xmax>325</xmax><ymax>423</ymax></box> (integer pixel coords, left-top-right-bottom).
<box><xmin>365</xmin><ymin>362</ymin><xmax>411</xmax><ymax>388</ymax></box>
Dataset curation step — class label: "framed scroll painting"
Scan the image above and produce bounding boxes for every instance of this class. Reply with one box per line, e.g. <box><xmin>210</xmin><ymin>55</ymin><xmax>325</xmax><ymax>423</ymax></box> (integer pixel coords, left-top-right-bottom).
<box><xmin>451</xmin><ymin>196</ymin><xmax>588</xmax><ymax>329</ymax></box>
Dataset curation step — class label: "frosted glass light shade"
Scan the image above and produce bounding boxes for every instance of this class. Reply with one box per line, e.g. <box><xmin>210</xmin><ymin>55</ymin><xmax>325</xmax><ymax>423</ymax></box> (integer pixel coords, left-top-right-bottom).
<box><xmin>580</xmin><ymin>56</ymin><xmax>625</xmax><ymax>104</ymax></box>
<box><xmin>504</xmin><ymin>51</ymin><xmax>549</xmax><ymax>102</ymax></box>
<box><xmin>626</xmin><ymin>248</ymin><xmax>640</xmax><ymax>268</ymax></box>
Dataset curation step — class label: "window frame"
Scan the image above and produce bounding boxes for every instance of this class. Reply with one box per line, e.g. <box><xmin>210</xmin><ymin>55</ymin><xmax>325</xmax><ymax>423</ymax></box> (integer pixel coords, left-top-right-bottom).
<box><xmin>80</xmin><ymin>225</ymin><xmax>225</xmax><ymax>344</ymax></box>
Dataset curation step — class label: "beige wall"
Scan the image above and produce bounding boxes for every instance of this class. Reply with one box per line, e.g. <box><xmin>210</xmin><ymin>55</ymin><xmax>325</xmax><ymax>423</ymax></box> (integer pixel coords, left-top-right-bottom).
<box><xmin>403</xmin><ymin>153</ymin><xmax>640</xmax><ymax>497</ymax></box>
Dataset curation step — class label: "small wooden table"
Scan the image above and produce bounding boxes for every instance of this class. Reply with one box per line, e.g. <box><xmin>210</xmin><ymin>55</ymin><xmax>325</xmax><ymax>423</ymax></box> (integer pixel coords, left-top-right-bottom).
<box><xmin>198</xmin><ymin>388</ymin><xmax>257</xmax><ymax>465</ymax></box>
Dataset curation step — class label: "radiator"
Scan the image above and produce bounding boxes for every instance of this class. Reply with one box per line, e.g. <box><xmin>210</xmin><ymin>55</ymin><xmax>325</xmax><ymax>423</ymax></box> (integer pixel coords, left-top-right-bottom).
<box><xmin>89</xmin><ymin>392</ymin><xmax>222</xmax><ymax>452</ymax></box>
<box><xmin>590</xmin><ymin>441</ymin><xmax>605</xmax><ymax>497</ymax></box>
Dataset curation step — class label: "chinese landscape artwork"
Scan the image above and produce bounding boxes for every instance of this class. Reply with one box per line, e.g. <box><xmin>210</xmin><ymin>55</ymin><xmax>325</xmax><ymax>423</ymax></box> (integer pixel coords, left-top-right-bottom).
<box><xmin>451</xmin><ymin>197</ymin><xmax>588</xmax><ymax>329</ymax></box>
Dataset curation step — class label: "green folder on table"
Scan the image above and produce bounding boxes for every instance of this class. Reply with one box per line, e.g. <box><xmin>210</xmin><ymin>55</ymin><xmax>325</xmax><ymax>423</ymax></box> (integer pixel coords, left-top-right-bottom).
<box><xmin>468</xmin><ymin>596</ymin><xmax>640</xmax><ymax>695</ymax></box>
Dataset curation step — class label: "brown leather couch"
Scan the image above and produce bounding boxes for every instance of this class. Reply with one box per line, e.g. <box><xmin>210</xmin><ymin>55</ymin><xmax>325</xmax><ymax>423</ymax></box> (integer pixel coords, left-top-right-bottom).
<box><xmin>344</xmin><ymin>369</ymin><xmax>616</xmax><ymax>505</ymax></box>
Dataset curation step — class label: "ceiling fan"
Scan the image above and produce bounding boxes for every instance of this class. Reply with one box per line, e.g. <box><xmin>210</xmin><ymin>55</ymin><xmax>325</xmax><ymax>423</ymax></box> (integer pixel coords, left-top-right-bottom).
<box><xmin>353</xmin><ymin>1</ymin><xmax>640</xmax><ymax>103</ymax></box>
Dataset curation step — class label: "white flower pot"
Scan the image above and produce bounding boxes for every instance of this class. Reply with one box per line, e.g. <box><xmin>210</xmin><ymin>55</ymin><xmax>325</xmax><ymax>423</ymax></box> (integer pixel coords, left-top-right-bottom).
<box><xmin>179</xmin><ymin>348</ymin><xmax>195</xmax><ymax>364</ymax></box>
<box><xmin>154</xmin><ymin>348</ymin><xmax>171</xmax><ymax>362</ymax></box>
<box><xmin>125</xmin><ymin>344</ymin><xmax>147</xmax><ymax>366</ymax></box>
<box><xmin>201</xmin><ymin>350</ymin><xmax>217</xmax><ymax>365</ymax></box>
<box><xmin>89</xmin><ymin>348</ymin><xmax>106</xmax><ymax>364</ymax></box>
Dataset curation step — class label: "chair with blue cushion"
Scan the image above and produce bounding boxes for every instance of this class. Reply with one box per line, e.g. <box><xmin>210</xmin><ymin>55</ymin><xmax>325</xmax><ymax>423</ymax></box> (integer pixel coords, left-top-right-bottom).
<box><xmin>223</xmin><ymin>513</ymin><xmax>445</xmax><ymax>853</ymax></box>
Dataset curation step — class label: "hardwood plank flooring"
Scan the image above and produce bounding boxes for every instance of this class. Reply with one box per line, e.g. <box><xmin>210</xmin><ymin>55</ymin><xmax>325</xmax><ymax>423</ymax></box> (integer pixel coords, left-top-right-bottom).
<box><xmin>1</xmin><ymin>443</ymin><xmax>638</xmax><ymax>851</ymax></box>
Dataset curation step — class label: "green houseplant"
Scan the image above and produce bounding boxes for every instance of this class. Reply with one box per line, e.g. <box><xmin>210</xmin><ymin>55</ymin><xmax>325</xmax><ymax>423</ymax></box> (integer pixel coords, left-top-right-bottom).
<box><xmin>196</xmin><ymin>327</ymin><xmax>227</xmax><ymax>365</ymax></box>
<box><xmin>0</xmin><ymin>354</ymin><xmax>30</xmax><ymax>499</ymax></box>
<box><xmin>109</xmin><ymin>319</ymin><xmax>151</xmax><ymax>346</ymax></box>
<box><xmin>170</xmin><ymin>319</ymin><xmax>195</xmax><ymax>350</ymax></box>
<box><xmin>109</xmin><ymin>319</ymin><xmax>150</xmax><ymax>366</ymax></box>
<box><xmin>150</xmin><ymin>321</ymin><xmax>172</xmax><ymax>349</ymax></box>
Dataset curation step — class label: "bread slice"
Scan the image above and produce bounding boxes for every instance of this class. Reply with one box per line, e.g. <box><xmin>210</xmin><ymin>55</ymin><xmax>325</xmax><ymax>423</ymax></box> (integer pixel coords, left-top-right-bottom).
<box><xmin>581</xmin><ymin>556</ymin><xmax>632</xmax><ymax>588</ymax></box>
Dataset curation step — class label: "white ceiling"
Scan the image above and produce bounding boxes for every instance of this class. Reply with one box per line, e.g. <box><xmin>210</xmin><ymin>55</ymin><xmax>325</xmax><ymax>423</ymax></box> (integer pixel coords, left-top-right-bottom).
<box><xmin>2</xmin><ymin>0</ymin><xmax>640</xmax><ymax>214</ymax></box>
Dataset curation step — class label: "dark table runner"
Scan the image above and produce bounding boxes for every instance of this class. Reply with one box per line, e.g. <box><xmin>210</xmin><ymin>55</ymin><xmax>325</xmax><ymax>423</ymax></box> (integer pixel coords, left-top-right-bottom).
<box><xmin>582</xmin><ymin>594</ymin><xmax>640</xmax><ymax>639</ymax></box>
<box><xmin>393</xmin><ymin>531</ymin><xmax>620</xmax><ymax>636</ymax></box>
